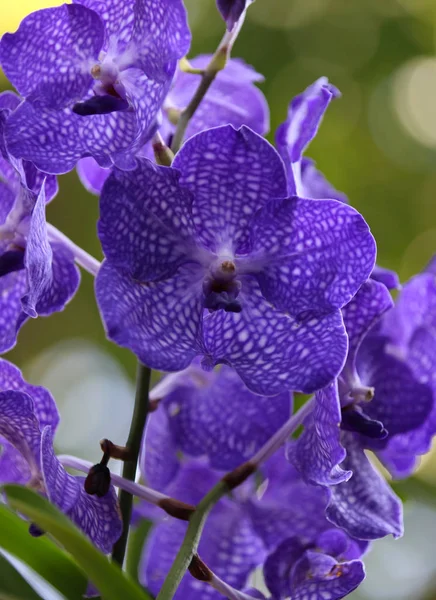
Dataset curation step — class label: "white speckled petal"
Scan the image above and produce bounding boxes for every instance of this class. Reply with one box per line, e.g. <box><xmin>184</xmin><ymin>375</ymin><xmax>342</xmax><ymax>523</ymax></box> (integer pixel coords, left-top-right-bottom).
<box><xmin>202</xmin><ymin>276</ymin><xmax>347</xmax><ymax>395</ymax></box>
<box><xmin>172</xmin><ymin>125</ymin><xmax>288</xmax><ymax>254</ymax></box>
<box><xmin>165</xmin><ymin>365</ymin><xmax>292</xmax><ymax>470</ymax></box>
<box><xmin>250</xmin><ymin>197</ymin><xmax>376</xmax><ymax>314</ymax></box>
<box><xmin>0</xmin><ymin>4</ymin><xmax>103</xmax><ymax>108</ymax></box>
<box><xmin>342</xmin><ymin>279</ymin><xmax>393</xmax><ymax>371</ymax></box>
<box><xmin>326</xmin><ymin>433</ymin><xmax>403</xmax><ymax>540</ymax></box>
<box><xmin>0</xmin><ymin>390</ymin><xmax>41</xmax><ymax>473</ymax></box>
<box><xmin>99</xmin><ymin>160</ymin><xmax>196</xmax><ymax>281</ymax></box>
<box><xmin>0</xmin><ymin>358</ymin><xmax>59</xmax><ymax>431</ymax></box>
<box><xmin>288</xmin><ymin>381</ymin><xmax>351</xmax><ymax>486</ymax></box>
<box><xmin>96</xmin><ymin>261</ymin><xmax>203</xmax><ymax>372</ymax></box>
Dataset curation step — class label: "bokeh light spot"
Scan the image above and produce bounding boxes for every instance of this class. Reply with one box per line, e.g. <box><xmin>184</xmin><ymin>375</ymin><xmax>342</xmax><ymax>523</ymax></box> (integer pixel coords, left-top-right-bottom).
<box><xmin>393</xmin><ymin>57</ymin><xmax>436</xmax><ymax>149</ymax></box>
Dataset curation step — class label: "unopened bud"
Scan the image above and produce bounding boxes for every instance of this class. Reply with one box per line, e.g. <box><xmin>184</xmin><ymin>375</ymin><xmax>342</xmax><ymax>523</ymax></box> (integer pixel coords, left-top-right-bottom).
<box><xmin>84</xmin><ymin>463</ymin><xmax>111</xmax><ymax>497</ymax></box>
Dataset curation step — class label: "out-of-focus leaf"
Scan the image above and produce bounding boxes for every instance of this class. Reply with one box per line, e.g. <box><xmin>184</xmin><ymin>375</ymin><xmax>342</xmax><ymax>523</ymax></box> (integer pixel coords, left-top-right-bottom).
<box><xmin>0</xmin><ymin>553</ymin><xmax>42</xmax><ymax>600</ymax></box>
<box><xmin>0</xmin><ymin>505</ymin><xmax>86</xmax><ymax>599</ymax></box>
<box><xmin>392</xmin><ymin>476</ymin><xmax>436</xmax><ymax>508</ymax></box>
<box><xmin>3</xmin><ymin>485</ymin><xmax>152</xmax><ymax>600</ymax></box>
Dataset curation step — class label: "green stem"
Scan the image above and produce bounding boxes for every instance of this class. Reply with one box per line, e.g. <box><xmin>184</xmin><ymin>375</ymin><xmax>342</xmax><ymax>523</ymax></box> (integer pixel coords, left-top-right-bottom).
<box><xmin>170</xmin><ymin>69</ymin><xmax>218</xmax><ymax>154</ymax></box>
<box><xmin>156</xmin><ymin>482</ymin><xmax>228</xmax><ymax>600</ymax></box>
<box><xmin>112</xmin><ymin>363</ymin><xmax>151</xmax><ymax>567</ymax></box>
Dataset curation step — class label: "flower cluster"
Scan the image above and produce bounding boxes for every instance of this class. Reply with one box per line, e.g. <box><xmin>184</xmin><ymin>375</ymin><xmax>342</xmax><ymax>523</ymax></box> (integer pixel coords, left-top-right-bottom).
<box><xmin>0</xmin><ymin>1</ymin><xmax>435</xmax><ymax>599</ymax></box>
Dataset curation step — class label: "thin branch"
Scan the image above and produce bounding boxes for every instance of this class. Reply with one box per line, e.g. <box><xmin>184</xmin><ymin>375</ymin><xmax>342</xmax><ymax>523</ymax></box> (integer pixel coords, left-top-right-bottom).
<box><xmin>58</xmin><ymin>455</ymin><xmax>195</xmax><ymax>521</ymax></box>
<box><xmin>170</xmin><ymin>9</ymin><xmax>248</xmax><ymax>154</ymax></box>
<box><xmin>46</xmin><ymin>223</ymin><xmax>101</xmax><ymax>276</ymax></box>
<box><xmin>111</xmin><ymin>363</ymin><xmax>151</xmax><ymax>567</ymax></box>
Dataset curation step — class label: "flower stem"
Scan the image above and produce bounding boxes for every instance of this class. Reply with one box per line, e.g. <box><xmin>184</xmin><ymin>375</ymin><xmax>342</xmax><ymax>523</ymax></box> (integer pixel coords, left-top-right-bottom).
<box><xmin>170</xmin><ymin>9</ymin><xmax>248</xmax><ymax>154</ymax></box>
<box><xmin>156</xmin><ymin>398</ymin><xmax>314</xmax><ymax>600</ymax></box>
<box><xmin>46</xmin><ymin>223</ymin><xmax>101</xmax><ymax>276</ymax></box>
<box><xmin>111</xmin><ymin>362</ymin><xmax>151</xmax><ymax>567</ymax></box>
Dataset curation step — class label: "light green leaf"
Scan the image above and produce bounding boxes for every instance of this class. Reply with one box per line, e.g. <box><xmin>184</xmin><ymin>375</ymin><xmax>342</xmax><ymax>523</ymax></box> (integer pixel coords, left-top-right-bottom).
<box><xmin>3</xmin><ymin>485</ymin><xmax>152</xmax><ymax>600</ymax></box>
<box><xmin>0</xmin><ymin>505</ymin><xmax>85</xmax><ymax>599</ymax></box>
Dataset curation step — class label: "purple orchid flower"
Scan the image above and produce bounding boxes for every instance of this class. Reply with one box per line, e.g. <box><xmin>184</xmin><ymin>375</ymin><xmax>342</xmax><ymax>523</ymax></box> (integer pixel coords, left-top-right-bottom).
<box><xmin>140</xmin><ymin>363</ymin><xmax>291</xmax><ymax>489</ymax></box>
<box><xmin>288</xmin><ymin>278</ymin><xmax>434</xmax><ymax>540</ymax></box>
<box><xmin>96</xmin><ymin>124</ymin><xmax>376</xmax><ymax>395</ymax></box>
<box><xmin>0</xmin><ymin>92</ymin><xmax>80</xmax><ymax>353</ymax></box>
<box><xmin>0</xmin><ymin>358</ymin><xmax>122</xmax><ymax>553</ymax></box>
<box><xmin>77</xmin><ymin>55</ymin><xmax>270</xmax><ymax>195</ymax></box>
<box><xmin>0</xmin><ymin>0</ymin><xmax>191</xmax><ymax>173</ymax></box>
<box><xmin>276</xmin><ymin>78</ymin><xmax>400</xmax><ymax>290</ymax></box>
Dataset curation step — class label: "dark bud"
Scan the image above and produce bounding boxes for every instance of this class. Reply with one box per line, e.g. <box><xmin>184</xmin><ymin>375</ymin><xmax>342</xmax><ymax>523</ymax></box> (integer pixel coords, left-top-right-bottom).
<box><xmin>0</xmin><ymin>249</ymin><xmax>25</xmax><ymax>277</ymax></box>
<box><xmin>72</xmin><ymin>95</ymin><xmax>129</xmax><ymax>116</ymax></box>
<box><xmin>29</xmin><ymin>523</ymin><xmax>45</xmax><ymax>537</ymax></box>
<box><xmin>84</xmin><ymin>463</ymin><xmax>111</xmax><ymax>497</ymax></box>
<box><xmin>341</xmin><ymin>406</ymin><xmax>388</xmax><ymax>440</ymax></box>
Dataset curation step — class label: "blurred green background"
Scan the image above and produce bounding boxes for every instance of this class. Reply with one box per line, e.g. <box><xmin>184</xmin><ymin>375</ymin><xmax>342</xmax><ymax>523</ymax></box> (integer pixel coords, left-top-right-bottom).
<box><xmin>2</xmin><ymin>1</ymin><xmax>436</xmax><ymax>598</ymax></box>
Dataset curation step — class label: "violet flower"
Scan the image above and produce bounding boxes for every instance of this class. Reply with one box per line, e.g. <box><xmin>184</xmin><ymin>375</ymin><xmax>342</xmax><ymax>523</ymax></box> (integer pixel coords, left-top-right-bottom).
<box><xmin>96</xmin><ymin>124</ymin><xmax>376</xmax><ymax>395</ymax></box>
<box><xmin>0</xmin><ymin>0</ymin><xmax>191</xmax><ymax>173</ymax></box>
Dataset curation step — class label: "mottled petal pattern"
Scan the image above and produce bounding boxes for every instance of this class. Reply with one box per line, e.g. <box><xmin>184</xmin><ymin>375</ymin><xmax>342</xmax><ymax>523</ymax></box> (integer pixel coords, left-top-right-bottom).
<box><xmin>68</xmin><ymin>477</ymin><xmax>122</xmax><ymax>554</ymax></box>
<box><xmin>140</xmin><ymin>407</ymin><xmax>180</xmax><ymax>490</ymax></box>
<box><xmin>165</xmin><ymin>365</ymin><xmax>292</xmax><ymax>470</ymax></box>
<box><xmin>96</xmin><ymin>261</ymin><xmax>203</xmax><ymax>372</ymax></box>
<box><xmin>203</xmin><ymin>276</ymin><xmax>348</xmax><ymax>395</ymax></box>
<box><xmin>291</xmin><ymin>552</ymin><xmax>365</xmax><ymax>600</ymax></box>
<box><xmin>357</xmin><ymin>336</ymin><xmax>433</xmax><ymax>443</ymax></box>
<box><xmin>288</xmin><ymin>382</ymin><xmax>351</xmax><ymax>485</ymax></box>
<box><xmin>0</xmin><ymin>439</ymin><xmax>31</xmax><ymax>484</ymax></box>
<box><xmin>0</xmin><ymin>4</ymin><xmax>104</xmax><ymax>108</ymax></box>
<box><xmin>0</xmin><ymin>390</ymin><xmax>41</xmax><ymax>473</ymax></box>
<box><xmin>0</xmin><ymin>270</ymin><xmax>28</xmax><ymax>353</ymax></box>
<box><xmin>99</xmin><ymin>160</ymin><xmax>196</xmax><ymax>281</ymax></box>
<box><xmin>40</xmin><ymin>427</ymin><xmax>81</xmax><ymax>514</ymax></box>
<box><xmin>172</xmin><ymin>125</ymin><xmax>288</xmax><ymax>254</ymax></box>
<box><xmin>21</xmin><ymin>184</ymin><xmax>52</xmax><ymax>317</ymax></box>
<box><xmin>0</xmin><ymin>358</ymin><xmax>59</xmax><ymax>431</ymax></box>
<box><xmin>342</xmin><ymin>279</ymin><xmax>393</xmax><ymax>371</ymax></box>
<box><xmin>326</xmin><ymin>434</ymin><xmax>403</xmax><ymax>540</ymax></box>
<box><xmin>250</xmin><ymin>197</ymin><xmax>376</xmax><ymax>314</ymax></box>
